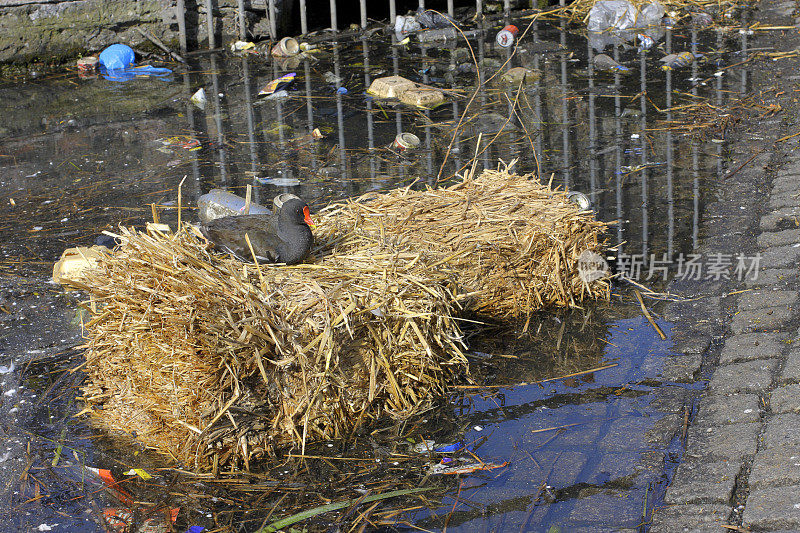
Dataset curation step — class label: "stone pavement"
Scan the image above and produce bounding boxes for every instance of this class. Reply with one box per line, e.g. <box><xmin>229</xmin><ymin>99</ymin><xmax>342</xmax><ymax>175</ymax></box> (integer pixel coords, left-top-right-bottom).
<box><xmin>650</xmin><ymin>1</ymin><xmax>800</xmax><ymax>530</ymax></box>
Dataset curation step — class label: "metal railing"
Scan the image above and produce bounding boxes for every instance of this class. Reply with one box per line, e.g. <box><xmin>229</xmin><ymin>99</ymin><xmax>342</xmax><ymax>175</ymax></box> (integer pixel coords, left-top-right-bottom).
<box><xmin>175</xmin><ymin>0</ymin><xmax>517</xmax><ymax>53</ymax></box>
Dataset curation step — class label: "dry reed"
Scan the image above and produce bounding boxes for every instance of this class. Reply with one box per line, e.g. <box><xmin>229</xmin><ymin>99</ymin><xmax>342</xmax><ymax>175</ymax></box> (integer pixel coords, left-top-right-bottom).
<box><xmin>68</xmin><ymin>165</ymin><xmax>610</xmax><ymax>472</ymax></box>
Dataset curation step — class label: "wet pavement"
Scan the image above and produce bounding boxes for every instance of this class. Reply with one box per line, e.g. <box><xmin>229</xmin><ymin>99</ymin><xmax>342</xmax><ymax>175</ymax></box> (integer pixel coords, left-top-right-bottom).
<box><xmin>0</xmin><ymin>3</ymin><xmax>786</xmax><ymax>532</ymax></box>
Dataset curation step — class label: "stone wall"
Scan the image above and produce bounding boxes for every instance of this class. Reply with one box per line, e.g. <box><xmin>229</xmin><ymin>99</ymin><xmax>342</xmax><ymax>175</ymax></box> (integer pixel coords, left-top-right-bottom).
<box><xmin>0</xmin><ymin>0</ymin><xmax>272</xmax><ymax>64</ymax></box>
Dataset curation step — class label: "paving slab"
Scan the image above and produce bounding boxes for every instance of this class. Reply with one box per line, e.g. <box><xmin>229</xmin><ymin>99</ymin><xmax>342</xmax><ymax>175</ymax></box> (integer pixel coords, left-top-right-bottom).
<box><xmin>707</xmin><ymin>359</ymin><xmax>777</xmax><ymax>394</ymax></box>
<box><xmin>663</xmin><ymin>458</ymin><xmax>740</xmax><ymax>505</ymax></box>
<box><xmin>760</xmin><ymin>207</ymin><xmax>800</xmax><ymax>232</ymax></box>
<box><xmin>750</xmin><ymin>445</ymin><xmax>800</xmax><ymax>489</ymax></box>
<box><xmin>730</xmin><ymin>306</ymin><xmax>794</xmax><ymax>334</ymax></box>
<box><xmin>694</xmin><ymin>393</ymin><xmax>761</xmax><ymax>426</ymax></box>
<box><xmin>745</xmin><ymin>267</ymin><xmax>798</xmax><ymax>288</ymax></box>
<box><xmin>743</xmin><ymin>485</ymin><xmax>800</xmax><ymax>530</ymax></box>
<box><xmin>768</xmin><ymin>193</ymin><xmax>800</xmax><ymax>209</ymax></box>
<box><xmin>759</xmin><ymin>244</ymin><xmax>800</xmax><ymax>269</ymax></box>
<box><xmin>779</xmin><ymin>348</ymin><xmax>800</xmax><ymax>383</ymax></box>
<box><xmin>737</xmin><ymin>289</ymin><xmax>798</xmax><ymax>311</ymax></box>
<box><xmin>719</xmin><ymin>332</ymin><xmax>786</xmax><ymax>364</ymax></box>
<box><xmin>650</xmin><ymin>504</ymin><xmax>731</xmax><ymax>532</ymax></box>
<box><xmin>757</xmin><ymin>228</ymin><xmax>800</xmax><ymax>248</ymax></box>
<box><xmin>770</xmin><ymin>384</ymin><xmax>800</xmax><ymax>414</ymax></box>
<box><xmin>763</xmin><ymin>413</ymin><xmax>800</xmax><ymax>448</ymax></box>
<box><xmin>685</xmin><ymin>422</ymin><xmax>760</xmax><ymax>462</ymax></box>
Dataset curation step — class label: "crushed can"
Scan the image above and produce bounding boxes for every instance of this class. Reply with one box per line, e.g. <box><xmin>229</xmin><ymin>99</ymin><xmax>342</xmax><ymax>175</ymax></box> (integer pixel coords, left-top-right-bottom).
<box><xmin>77</xmin><ymin>56</ymin><xmax>99</xmax><ymax>73</ymax></box>
<box><xmin>271</xmin><ymin>37</ymin><xmax>300</xmax><ymax>57</ymax></box>
<box><xmin>496</xmin><ymin>25</ymin><xmax>519</xmax><ymax>48</ymax></box>
<box><xmin>391</xmin><ymin>133</ymin><xmax>421</xmax><ymax>153</ymax></box>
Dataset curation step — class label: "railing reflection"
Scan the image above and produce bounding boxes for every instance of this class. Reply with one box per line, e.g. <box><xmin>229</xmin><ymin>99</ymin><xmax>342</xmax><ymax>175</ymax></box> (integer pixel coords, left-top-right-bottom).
<box><xmin>181</xmin><ymin>14</ymin><xmax>753</xmax><ymax>276</ymax></box>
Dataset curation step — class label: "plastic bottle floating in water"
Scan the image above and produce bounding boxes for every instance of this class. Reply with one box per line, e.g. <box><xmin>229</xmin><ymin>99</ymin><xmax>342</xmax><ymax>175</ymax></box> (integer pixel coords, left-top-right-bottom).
<box><xmin>660</xmin><ymin>52</ymin><xmax>697</xmax><ymax>71</ymax></box>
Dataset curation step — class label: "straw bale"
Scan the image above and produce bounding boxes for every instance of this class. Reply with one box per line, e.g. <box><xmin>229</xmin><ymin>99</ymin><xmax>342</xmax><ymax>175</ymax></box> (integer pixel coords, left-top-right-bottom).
<box><xmin>73</xmin><ymin>226</ymin><xmax>468</xmax><ymax>471</ymax></box>
<box><xmin>312</xmin><ymin>166</ymin><xmax>610</xmax><ymax>319</ymax></box>
<box><xmin>70</xmin><ymin>167</ymin><xmax>609</xmax><ymax>472</ymax></box>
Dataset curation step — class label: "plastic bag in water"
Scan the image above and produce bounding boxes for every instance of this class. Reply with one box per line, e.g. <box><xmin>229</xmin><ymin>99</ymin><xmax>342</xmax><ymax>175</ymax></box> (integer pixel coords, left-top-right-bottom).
<box><xmin>97</xmin><ymin>43</ymin><xmax>173</xmax><ymax>82</ymax></box>
<box><xmin>587</xmin><ymin>1</ymin><xmax>665</xmax><ymax>52</ymax></box>
<box><xmin>416</xmin><ymin>9</ymin><xmax>455</xmax><ymax>29</ymax></box>
<box><xmin>98</xmin><ymin>44</ymin><xmax>135</xmax><ymax>70</ymax></box>
<box><xmin>587</xmin><ymin>0</ymin><xmax>664</xmax><ymax>32</ymax></box>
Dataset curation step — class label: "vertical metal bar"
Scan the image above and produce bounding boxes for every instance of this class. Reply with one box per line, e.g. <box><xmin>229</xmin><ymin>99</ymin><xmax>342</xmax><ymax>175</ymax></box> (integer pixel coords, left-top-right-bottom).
<box><xmin>268</xmin><ymin>0</ymin><xmax>277</xmax><ymax>41</ymax></box>
<box><xmin>447</xmin><ymin>0</ymin><xmax>454</xmax><ymax>19</ymax></box>
<box><xmin>389</xmin><ymin>0</ymin><xmax>397</xmax><ymax>25</ymax></box>
<box><xmin>299</xmin><ymin>0</ymin><xmax>308</xmax><ymax>35</ymax></box>
<box><xmin>210</xmin><ymin>55</ymin><xmax>227</xmax><ymax>183</ymax></box>
<box><xmin>241</xmin><ymin>56</ymin><xmax>260</xmax><ymax>182</ymax></box>
<box><xmin>236</xmin><ymin>0</ymin><xmax>247</xmax><ymax>41</ymax></box>
<box><xmin>176</xmin><ymin>0</ymin><xmax>187</xmax><ymax>55</ymax></box>
<box><xmin>333</xmin><ymin>42</ymin><xmax>347</xmax><ymax>181</ymax></box>
<box><xmin>419</xmin><ymin>0</ymin><xmax>425</xmax><ymax>10</ymax></box>
<box><xmin>362</xmin><ymin>36</ymin><xmax>376</xmax><ymax>183</ymax></box>
<box><xmin>360</xmin><ymin>0</ymin><xmax>367</xmax><ymax>29</ymax></box>
<box><xmin>204</xmin><ymin>0</ymin><xmax>215</xmax><ymax>49</ymax></box>
<box><xmin>476</xmin><ymin>0</ymin><xmax>482</xmax><ymax>18</ymax></box>
<box><xmin>330</xmin><ymin>0</ymin><xmax>338</xmax><ymax>32</ymax></box>
<box><xmin>303</xmin><ymin>58</ymin><xmax>317</xmax><ymax>170</ymax></box>
<box><xmin>504</xmin><ymin>0</ymin><xmax>509</xmax><ymax>19</ymax></box>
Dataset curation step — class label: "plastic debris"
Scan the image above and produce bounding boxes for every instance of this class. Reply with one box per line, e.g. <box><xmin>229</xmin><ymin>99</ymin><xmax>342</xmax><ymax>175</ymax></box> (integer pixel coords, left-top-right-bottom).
<box><xmin>410</xmin><ymin>439</ymin><xmax>436</xmax><ymax>453</ymax></box>
<box><xmin>336</xmin><ymin>86</ymin><xmax>348</xmax><ymax>95</ymax></box>
<box><xmin>637</xmin><ymin>33</ymin><xmax>654</xmax><ymax>50</ymax></box>
<box><xmin>156</xmin><ymin>135</ymin><xmax>201</xmax><ymax>152</ymax></box>
<box><xmin>190</xmin><ymin>88</ymin><xmax>207</xmax><ymax>108</ymax></box>
<box><xmin>395</xmin><ymin>15</ymin><xmax>422</xmax><ymax>36</ymax></box>
<box><xmin>197</xmin><ymin>189</ymin><xmax>271</xmax><ymax>223</ymax></box>
<box><xmin>496</xmin><ymin>25</ymin><xmax>519</xmax><ymax>48</ymax></box>
<box><xmin>433</xmin><ymin>442</ymin><xmax>465</xmax><ymax>453</ymax></box>
<box><xmin>259</xmin><ymin>72</ymin><xmax>296</xmax><ymax>96</ymax></box>
<box><xmin>254</xmin><ymin>177</ymin><xmax>302</xmax><ymax>186</ymax></box>
<box><xmin>660</xmin><ymin>51</ymin><xmax>696</xmax><ymax>70</ymax></box>
<box><xmin>499</xmin><ymin>66</ymin><xmax>540</xmax><ymax>86</ymax></box>
<box><xmin>123</xmin><ymin>468</ymin><xmax>152</xmax><ymax>480</ymax></box>
<box><xmin>691</xmin><ymin>11</ymin><xmax>713</xmax><ymax>27</ymax></box>
<box><xmin>52</xmin><ymin>246</ymin><xmax>108</xmax><ymax>284</ymax></box>
<box><xmin>417</xmin><ymin>28</ymin><xmax>459</xmax><ymax>42</ymax></box>
<box><xmin>97</xmin><ymin>43</ymin><xmax>173</xmax><ymax>82</ymax></box>
<box><xmin>593</xmin><ymin>54</ymin><xmax>629</xmax><ymax>72</ymax></box>
<box><xmin>398</xmin><ymin>87</ymin><xmax>446</xmax><ymax>108</ymax></box>
<box><xmin>587</xmin><ymin>1</ymin><xmax>665</xmax><ymax>52</ymax></box>
<box><xmin>0</xmin><ymin>361</ymin><xmax>14</xmax><ymax>374</ymax></box>
<box><xmin>416</xmin><ymin>9</ymin><xmax>455</xmax><ymax>29</ymax></box>
<box><xmin>98</xmin><ymin>43</ymin><xmax>135</xmax><ymax>70</ymax></box>
<box><xmin>429</xmin><ymin>461</ymin><xmax>508</xmax><ymax>475</ymax></box>
<box><xmin>230</xmin><ymin>40</ymin><xmax>256</xmax><ymax>52</ymax></box>
<box><xmin>367</xmin><ymin>75</ymin><xmax>417</xmax><ymax>98</ymax></box>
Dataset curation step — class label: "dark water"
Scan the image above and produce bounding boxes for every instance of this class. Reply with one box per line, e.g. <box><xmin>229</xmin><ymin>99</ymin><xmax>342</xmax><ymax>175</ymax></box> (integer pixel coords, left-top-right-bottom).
<box><xmin>0</xmin><ymin>10</ymin><xmax>755</xmax><ymax>532</ymax></box>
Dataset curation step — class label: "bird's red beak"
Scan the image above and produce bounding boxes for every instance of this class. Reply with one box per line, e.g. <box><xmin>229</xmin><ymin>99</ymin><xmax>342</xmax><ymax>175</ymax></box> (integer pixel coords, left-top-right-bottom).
<box><xmin>303</xmin><ymin>206</ymin><xmax>316</xmax><ymax>228</ymax></box>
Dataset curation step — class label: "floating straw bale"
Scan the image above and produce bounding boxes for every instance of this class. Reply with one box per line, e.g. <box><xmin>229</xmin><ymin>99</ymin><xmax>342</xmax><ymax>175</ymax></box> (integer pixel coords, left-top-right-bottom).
<box><xmin>312</xmin><ymin>166</ymin><xmax>610</xmax><ymax>319</ymax></box>
<box><xmin>69</xmin><ymin>166</ymin><xmax>609</xmax><ymax>472</ymax></box>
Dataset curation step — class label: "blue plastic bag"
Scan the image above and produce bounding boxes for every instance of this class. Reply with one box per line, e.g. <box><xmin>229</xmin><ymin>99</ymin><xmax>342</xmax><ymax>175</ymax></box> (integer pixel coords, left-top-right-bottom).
<box><xmin>98</xmin><ymin>44</ymin><xmax>173</xmax><ymax>82</ymax></box>
<box><xmin>98</xmin><ymin>44</ymin><xmax>135</xmax><ymax>70</ymax></box>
